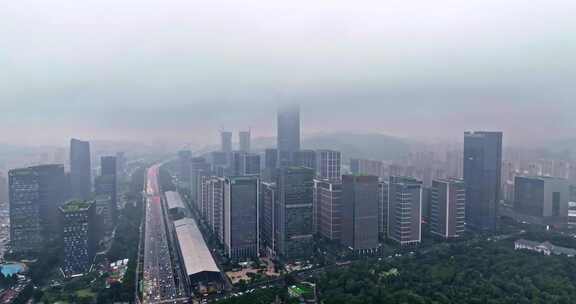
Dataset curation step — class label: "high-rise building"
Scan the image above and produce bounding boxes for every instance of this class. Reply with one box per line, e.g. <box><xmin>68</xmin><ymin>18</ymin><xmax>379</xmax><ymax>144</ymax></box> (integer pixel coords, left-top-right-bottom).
<box><xmin>224</xmin><ymin>177</ymin><xmax>259</xmax><ymax>259</ymax></box>
<box><xmin>221</xmin><ymin>131</ymin><xmax>233</xmax><ymax>154</ymax></box>
<box><xmin>34</xmin><ymin>164</ymin><xmax>66</xmax><ymax>235</ymax></box>
<box><xmin>245</xmin><ymin>154</ymin><xmax>261</xmax><ymax>176</ymax></box>
<box><xmin>239</xmin><ymin>131</ymin><xmax>251</xmax><ymax>152</ymax></box>
<box><xmin>277</xmin><ymin>104</ymin><xmax>300</xmax><ymax>167</ymax></box>
<box><xmin>378</xmin><ymin>181</ymin><xmax>389</xmax><ymax>239</ymax></box>
<box><xmin>464</xmin><ymin>131</ymin><xmax>503</xmax><ymax>231</ymax></box>
<box><xmin>388</xmin><ymin>176</ymin><xmax>422</xmax><ymax>246</ymax></box>
<box><xmin>514</xmin><ymin>176</ymin><xmax>569</xmax><ymax>225</ymax></box>
<box><xmin>190</xmin><ymin>157</ymin><xmax>210</xmax><ymax>208</ymax></box>
<box><xmin>263</xmin><ymin>148</ymin><xmax>278</xmax><ymax>182</ymax></box>
<box><xmin>294</xmin><ymin>150</ymin><xmax>316</xmax><ymax>171</ymax></box>
<box><xmin>350</xmin><ymin>159</ymin><xmax>384</xmax><ymax>178</ymax></box>
<box><xmin>60</xmin><ymin>200</ymin><xmax>98</xmax><ymax>277</ymax></box>
<box><xmin>314</xmin><ymin>179</ymin><xmax>342</xmax><ymax>242</ymax></box>
<box><xmin>9</xmin><ymin>168</ymin><xmax>42</xmax><ymax>254</ymax></box>
<box><xmin>98</xmin><ymin>156</ymin><xmax>117</xmax><ymax>225</ymax></box>
<box><xmin>9</xmin><ymin>164</ymin><xmax>66</xmax><ymax>254</ymax></box>
<box><xmin>0</xmin><ymin>172</ymin><xmax>8</xmax><ymax>204</ymax></box>
<box><xmin>341</xmin><ymin>175</ymin><xmax>379</xmax><ymax>252</ymax></box>
<box><xmin>70</xmin><ymin>138</ymin><xmax>91</xmax><ymax>200</ymax></box>
<box><xmin>207</xmin><ymin>177</ymin><xmax>226</xmax><ymax>243</ymax></box>
<box><xmin>260</xmin><ymin>182</ymin><xmax>277</xmax><ymax>255</ymax></box>
<box><xmin>316</xmin><ymin>150</ymin><xmax>341</xmax><ymax>181</ymax></box>
<box><xmin>277</xmin><ymin>167</ymin><xmax>314</xmax><ymax>258</ymax></box>
<box><xmin>431</xmin><ymin>179</ymin><xmax>466</xmax><ymax>239</ymax></box>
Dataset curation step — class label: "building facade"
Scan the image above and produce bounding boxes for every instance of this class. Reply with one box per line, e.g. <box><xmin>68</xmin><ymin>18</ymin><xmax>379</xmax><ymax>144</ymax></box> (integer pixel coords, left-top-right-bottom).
<box><xmin>60</xmin><ymin>200</ymin><xmax>97</xmax><ymax>277</ymax></box>
<box><xmin>463</xmin><ymin>131</ymin><xmax>502</xmax><ymax>231</ymax></box>
<box><xmin>224</xmin><ymin>177</ymin><xmax>259</xmax><ymax>259</ymax></box>
<box><xmin>277</xmin><ymin>167</ymin><xmax>315</xmax><ymax>259</ymax></box>
<box><xmin>341</xmin><ymin>175</ymin><xmax>379</xmax><ymax>252</ymax></box>
<box><xmin>316</xmin><ymin>150</ymin><xmax>341</xmax><ymax>182</ymax></box>
<box><xmin>277</xmin><ymin>104</ymin><xmax>300</xmax><ymax>167</ymax></box>
<box><xmin>70</xmin><ymin>138</ymin><xmax>92</xmax><ymax>200</ymax></box>
<box><xmin>388</xmin><ymin>176</ymin><xmax>422</xmax><ymax>246</ymax></box>
<box><xmin>430</xmin><ymin>178</ymin><xmax>466</xmax><ymax>238</ymax></box>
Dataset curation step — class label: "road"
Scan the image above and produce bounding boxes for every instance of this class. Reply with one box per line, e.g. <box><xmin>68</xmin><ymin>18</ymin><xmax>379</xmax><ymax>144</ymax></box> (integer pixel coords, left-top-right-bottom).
<box><xmin>142</xmin><ymin>165</ymin><xmax>187</xmax><ymax>303</ymax></box>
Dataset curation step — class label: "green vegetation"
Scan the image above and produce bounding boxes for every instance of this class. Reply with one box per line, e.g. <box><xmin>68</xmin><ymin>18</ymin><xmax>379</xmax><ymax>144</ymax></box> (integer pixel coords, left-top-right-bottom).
<box><xmin>218</xmin><ymin>287</ymin><xmax>298</xmax><ymax>304</ymax></box>
<box><xmin>316</xmin><ymin>239</ymin><xmax>576</xmax><ymax>304</ymax></box>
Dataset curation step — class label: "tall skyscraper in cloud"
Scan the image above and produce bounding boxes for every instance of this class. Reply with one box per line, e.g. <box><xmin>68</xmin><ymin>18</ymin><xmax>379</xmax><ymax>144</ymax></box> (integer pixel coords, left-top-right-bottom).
<box><xmin>239</xmin><ymin>130</ymin><xmax>251</xmax><ymax>152</ymax></box>
<box><xmin>70</xmin><ymin>138</ymin><xmax>91</xmax><ymax>200</ymax></box>
<box><xmin>277</xmin><ymin>104</ymin><xmax>300</xmax><ymax>167</ymax></box>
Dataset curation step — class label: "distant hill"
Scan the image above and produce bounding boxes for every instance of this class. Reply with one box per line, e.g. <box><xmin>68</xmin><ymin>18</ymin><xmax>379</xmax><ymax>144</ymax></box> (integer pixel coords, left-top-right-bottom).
<box><xmin>251</xmin><ymin>132</ymin><xmax>412</xmax><ymax>161</ymax></box>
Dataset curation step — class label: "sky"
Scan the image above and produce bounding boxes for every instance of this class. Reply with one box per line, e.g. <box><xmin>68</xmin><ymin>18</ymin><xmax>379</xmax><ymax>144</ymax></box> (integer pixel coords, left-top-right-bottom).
<box><xmin>1</xmin><ymin>0</ymin><xmax>575</xmax><ymax>147</ymax></box>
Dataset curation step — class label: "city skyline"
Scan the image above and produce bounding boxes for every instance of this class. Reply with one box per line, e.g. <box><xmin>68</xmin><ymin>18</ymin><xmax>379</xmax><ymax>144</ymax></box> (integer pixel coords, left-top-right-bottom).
<box><xmin>2</xmin><ymin>1</ymin><xmax>575</xmax><ymax>146</ymax></box>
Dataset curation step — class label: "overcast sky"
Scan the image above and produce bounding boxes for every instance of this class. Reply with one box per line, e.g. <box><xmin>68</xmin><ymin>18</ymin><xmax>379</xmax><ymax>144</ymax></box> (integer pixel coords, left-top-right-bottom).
<box><xmin>1</xmin><ymin>0</ymin><xmax>575</xmax><ymax>146</ymax></box>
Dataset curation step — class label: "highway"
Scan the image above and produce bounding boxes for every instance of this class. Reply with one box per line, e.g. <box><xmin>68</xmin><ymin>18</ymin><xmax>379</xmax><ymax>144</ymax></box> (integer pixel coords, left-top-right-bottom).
<box><xmin>142</xmin><ymin>165</ymin><xmax>187</xmax><ymax>303</ymax></box>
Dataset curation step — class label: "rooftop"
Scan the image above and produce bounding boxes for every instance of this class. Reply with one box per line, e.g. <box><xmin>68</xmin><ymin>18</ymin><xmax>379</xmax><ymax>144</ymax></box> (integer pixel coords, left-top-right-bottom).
<box><xmin>174</xmin><ymin>218</ymin><xmax>220</xmax><ymax>276</ymax></box>
<box><xmin>61</xmin><ymin>200</ymin><xmax>92</xmax><ymax>212</ymax></box>
<box><xmin>165</xmin><ymin>191</ymin><xmax>186</xmax><ymax>210</ymax></box>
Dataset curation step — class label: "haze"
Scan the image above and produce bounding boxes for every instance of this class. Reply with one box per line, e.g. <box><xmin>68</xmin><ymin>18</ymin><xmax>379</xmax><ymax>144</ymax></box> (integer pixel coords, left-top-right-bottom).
<box><xmin>1</xmin><ymin>0</ymin><xmax>575</xmax><ymax>146</ymax></box>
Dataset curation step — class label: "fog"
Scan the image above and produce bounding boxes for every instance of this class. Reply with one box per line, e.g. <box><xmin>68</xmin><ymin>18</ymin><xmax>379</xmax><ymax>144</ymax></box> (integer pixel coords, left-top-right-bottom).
<box><xmin>1</xmin><ymin>0</ymin><xmax>575</xmax><ymax>146</ymax></box>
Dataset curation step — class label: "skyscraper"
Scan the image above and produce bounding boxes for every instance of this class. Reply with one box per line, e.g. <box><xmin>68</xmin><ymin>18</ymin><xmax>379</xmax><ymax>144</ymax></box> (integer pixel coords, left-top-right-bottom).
<box><xmin>239</xmin><ymin>130</ymin><xmax>251</xmax><ymax>152</ymax></box>
<box><xmin>341</xmin><ymin>175</ymin><xmax>379</xmax><ymax>252</ymax></box>
<box><xmin>277</xmin><ymin>104</ymin><xmax>300</xmax><ymax>167</ymax></box>
<box><xmin>431</xmin><ymin>178</ymin><xmax>466</xmax><ymax>239</ymax></box>
<box><xmin>314</xmin><ymin>179</ymin><xmax>342</xmax><ymax>241</ymax></box>
<box><xmin>378</xmin><ymin>180</ymin><xmax>389</xmax><ymax>239</ymax></box>
<box><xmin>260</xmin><ymin>182</ymin><xmax>277</xmax><ymax>255</ymax></box>
<box><xmin>97</xmin><ymin>156</ymin><xmax>118</xmax><ymax>227</ymax></box>
<box><xmin>9</xmin><ymin>168</ymin><xmax>42</xmax><ymax>254</ymax></box>
<box><xmin>34</xmin><ymin>164</ymin><xmax>66</xmax><ymax>235</ymax></box>
<box><xmin>316</xmin><ymin>150</ymin><xmax>341</xmax><ymax>181</ymax></box>
<box><xmin>263</xmin><ymin>148</ymin><xmax>278</xmax><ymax>182</ymax></box>
<box><xmin>388</xmin><ymin>176</ymin><xmax>423</xmax><ymax>246</ymax></box>
<box><xmin>221</xmin><ymin>131</ymin><xmax>233</xmax><ymax>154</ymax></box>
<box><xmin>463</xmin><ymin>131</ymin><xmax>503</xmax><ymax>231</ymax></box>
<box><xmin>277</xmin><ymin>167</ymin><xmax>314</xmax><ymax>258</ymax></box>
<box><xmin>224</xmin><ymin>176</ymin><xmax>259</xmax><ymax>259</ymax></box>
<box><xmin>70</xmin><ymin>138</ymin><xmax>91</xmax><ymax>200</ymax></box>
<box><xmin>60</xmin><ymin>199</ymin><xmax>98</xmax><ymax>277</ymax></box>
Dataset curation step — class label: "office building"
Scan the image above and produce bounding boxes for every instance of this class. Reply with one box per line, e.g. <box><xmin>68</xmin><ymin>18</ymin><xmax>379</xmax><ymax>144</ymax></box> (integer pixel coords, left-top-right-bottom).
<box><xmin>35</xmin><ymin>164</ymin><xmax>66</xmax><ymax>235</ymax></box>
<box><xmin>97</xmin><ymin>156</ymin><xmax>117</xmax><ymax>225</ymax></box>
<box><xmin>341</xmin><ymin>175</ymin><xmax>379</xmax><ymax>252</ymax></box>
<box><xmin>206</xmin><ymin>177</ymin><xmax>225</xmax><ymax>242</ymax></box>
<box><xmin>190</xmin><ymin>157</ymin><xmax>210</xmax><ymax>208</ymax></box>
<box><xmin>277</xmin><ymin>104</ymin><xmax>300</xmax><ymax>167</ymax></box>
<box><xmin>260</xmin><ymin>182</ymin><xmax>277</xmax><ymax>255</ymax></box>
<box><xmin>378</xmin><ymin>181</ymin><xmax>389</xmax><ymax>239</ymax></box>
<box><xmin>316</xmin><ymin>150</ymin><xmax>341</xmax><ymax>182</ymax></box>
<box><xmin>9</xmin><ymin>168</ymin><xmax>42</xmax><ymax>254</ymax></box>
<box><xmin>60</xmin><ymin>200</ymin><xmax>97</xmax><ymax>277</ymax></box>
<box><xmin>514</xmin><ymin>176</ymin><xmax>569</xmax><ymax>225</ymax></box>
<box><xmin>221</xmin><ymin>131</ymin><xmax>233</xmax><ymax>154</ymax></box>
<box><xmin>263</xmin><ymin>148</ymin><xmax>278</xmax><ymax>182</ymax></box>
<box><xmin>464</xmin><ymin>131</ymin><xmax>503</xmax><ymax>231</ymax></box>
<box><xmin>314</xmin><ymin>179</ymin><xmax>342</xmax><ymax>241</ymax></box>
<box><xmin>277</xmin><ymin>167</ymin><xmax>314</xmax><ymax>258</ymax></box>
<box><xmin>239</xmin><ymin>131</ymin><xmax>251</xmax><ymax>152</ymax></box>
<box><xmin>70</xmin><ymin>138</ymin><xmax>92</xmax><ymax>200</ymax></box>
<box><xmin>224</xmin><ymin>177</ymin><xmax>259</xmax><ymax>259</ymax></box>
<box><xmin>430</xmin><ymin>179</ymin><xmax>466</xmax><ymax>239</ymax></box>
<box><xmin>388</xmin><ymin>176</ymin><xmax>423</xmax><ymax>246</ymax></box>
